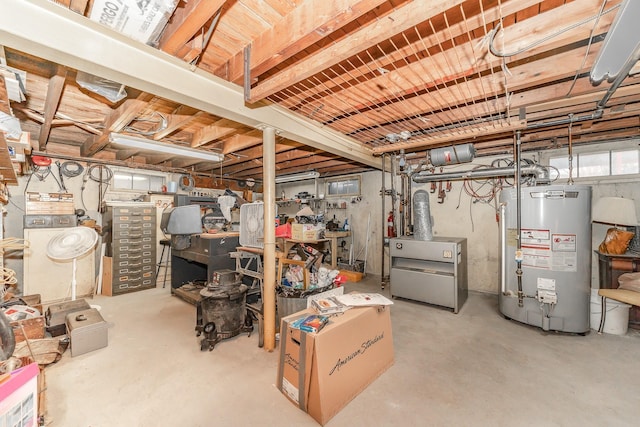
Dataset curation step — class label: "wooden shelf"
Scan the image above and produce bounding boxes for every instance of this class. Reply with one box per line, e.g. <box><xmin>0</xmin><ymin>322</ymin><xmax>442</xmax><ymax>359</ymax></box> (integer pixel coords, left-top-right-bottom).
<box><xmin>0</xmin><ymin>132</ymin><xmax>18</xmax><ymax>186</ymax></box>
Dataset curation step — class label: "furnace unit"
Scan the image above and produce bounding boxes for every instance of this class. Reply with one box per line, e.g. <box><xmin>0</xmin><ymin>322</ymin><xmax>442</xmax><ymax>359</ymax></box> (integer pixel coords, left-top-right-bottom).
<box><xmin>499</xmin><ymin>185</ymin><xmax>592</xmax><ymax>333</ymax></box>
<box><xmin>390</xmin><ymin>237</ymin><xmax>468</xmax><ymax>313</ymax></box>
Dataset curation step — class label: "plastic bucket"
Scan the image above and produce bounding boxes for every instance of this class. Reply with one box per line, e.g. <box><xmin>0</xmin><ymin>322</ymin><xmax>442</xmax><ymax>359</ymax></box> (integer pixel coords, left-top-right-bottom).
<box><xmin>167</xmin><ymin>181</ymin><xmax>178</xmax><ymax>193</ymax></box>
<box><xmin>590</xmin><ymin>288</ymin><xmax>631</xmax><ymax>335</ymax></box>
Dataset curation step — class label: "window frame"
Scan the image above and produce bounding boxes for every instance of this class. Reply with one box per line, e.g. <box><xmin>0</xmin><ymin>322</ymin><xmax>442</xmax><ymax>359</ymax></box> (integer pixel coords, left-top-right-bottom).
<box><xmin>542</xmin><ymin>139</ymin><xmax>640</xmax><ymax>184</ymax></box>
<box><xmin>111</xmin><ymin>167</ymin><xmax>167</xmax><ymax>192</ymax></box>
<box><xmin>325</xmin><ymin>175</ymin><xmax>362</xmax><ymax>198</ymax></box>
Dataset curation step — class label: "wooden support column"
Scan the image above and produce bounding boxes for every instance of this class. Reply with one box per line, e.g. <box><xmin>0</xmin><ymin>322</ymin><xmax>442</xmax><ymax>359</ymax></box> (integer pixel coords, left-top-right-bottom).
<box><xmin>262</xmin><ymin>126</ymin><xmax>277</xmax><ymax>351</ymax></box>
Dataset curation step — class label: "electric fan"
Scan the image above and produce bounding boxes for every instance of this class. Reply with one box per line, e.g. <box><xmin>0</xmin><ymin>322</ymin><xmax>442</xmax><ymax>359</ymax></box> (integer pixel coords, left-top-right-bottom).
<box><xmin>239</xmin><ymin>202</ymin><xmax>275</xmax><ymax>248</ymax></box>
<box><xmin>46</xmin><ymin>227</ymin><xmax>99</xmax><ymax>300</ymax></box>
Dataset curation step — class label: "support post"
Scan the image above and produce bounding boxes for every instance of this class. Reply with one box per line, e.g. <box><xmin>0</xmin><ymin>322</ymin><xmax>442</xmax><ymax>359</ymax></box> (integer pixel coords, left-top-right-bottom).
<box><xmin>262</xmin><ymin>126</ymin><xmax>277</xmax><ymax>351</ymax></box>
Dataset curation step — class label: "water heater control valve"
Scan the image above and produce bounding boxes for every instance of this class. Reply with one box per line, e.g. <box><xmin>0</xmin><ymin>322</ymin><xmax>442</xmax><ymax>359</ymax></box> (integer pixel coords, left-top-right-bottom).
<box><xmin>537</xmin><ymin>290</ymin><xmax>558</xmax><ymax>305</ymax></box>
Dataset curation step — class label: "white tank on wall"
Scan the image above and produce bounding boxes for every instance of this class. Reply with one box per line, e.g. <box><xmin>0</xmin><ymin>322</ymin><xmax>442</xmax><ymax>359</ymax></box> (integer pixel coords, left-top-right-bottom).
<box><xmin>499</xmin><ymin>185</ymin><xmax>592</xmax><ymax>333</ymax></box>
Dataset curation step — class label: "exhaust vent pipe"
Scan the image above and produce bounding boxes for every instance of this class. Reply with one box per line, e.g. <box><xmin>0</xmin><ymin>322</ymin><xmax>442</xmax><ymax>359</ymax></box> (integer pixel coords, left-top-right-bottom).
<box><xmin>413</xmin><ymin>190</ymin><xmax>433</xmax><ymax>241</ymax></box>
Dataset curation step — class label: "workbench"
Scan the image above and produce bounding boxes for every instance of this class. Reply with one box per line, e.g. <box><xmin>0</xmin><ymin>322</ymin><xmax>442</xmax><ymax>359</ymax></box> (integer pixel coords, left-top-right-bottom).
<box><xmin>279</xmin><ymin>230</ymin><xmax>350</xmax><ymax>270</ymax></box>
<box><xmin>171</xmin><ymin>232</ymin><xmax>239</xmax><ymax>303</ymax></box>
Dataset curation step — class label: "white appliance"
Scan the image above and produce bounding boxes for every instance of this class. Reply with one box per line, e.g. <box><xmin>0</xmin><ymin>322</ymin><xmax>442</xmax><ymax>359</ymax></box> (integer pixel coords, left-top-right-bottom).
<box><xmin>499</xmin><ymin>184</ymin><xmax>592</xmax><ymax>333</ymax></box>
<box><xmin>390</xmin><ymin>236</ymin><xmax>468</xmax><ymax>313</ymax></box>
<box><xmin>24</xmin><ymin>227</ymin><xmax>96</xmax><ymax>303</ymax></box>
<box><xmin>239</xmin><ymin>202</ymin><xmax>276</xmax><ymax>248</ymax></box>
<box><xmin>46</xmin><ymin>227</ymin><xmax>99</xmax><ymax>300</ymax></box>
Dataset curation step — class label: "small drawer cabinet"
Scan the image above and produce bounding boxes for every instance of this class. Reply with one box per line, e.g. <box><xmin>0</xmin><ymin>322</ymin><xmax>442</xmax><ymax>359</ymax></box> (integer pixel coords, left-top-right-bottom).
<box><xmin>103</xmin><ymin>203</ymin><xmax>157</xmax><ymax>295</ymax></box>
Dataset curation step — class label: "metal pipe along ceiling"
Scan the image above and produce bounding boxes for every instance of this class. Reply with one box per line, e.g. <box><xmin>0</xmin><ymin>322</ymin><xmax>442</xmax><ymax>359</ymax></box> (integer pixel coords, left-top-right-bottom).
<box><xmin>412</xmin><ymin>164</ymin><xmax>550</xmax><ymax>183</ymax></box>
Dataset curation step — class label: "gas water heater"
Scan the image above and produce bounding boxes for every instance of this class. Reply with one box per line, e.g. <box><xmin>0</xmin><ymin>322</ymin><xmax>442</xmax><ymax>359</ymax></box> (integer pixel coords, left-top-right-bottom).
<box><xmin>499</xmin><ymin>185</ymin><xmax>592</xmax><ymax>333</ymax></box>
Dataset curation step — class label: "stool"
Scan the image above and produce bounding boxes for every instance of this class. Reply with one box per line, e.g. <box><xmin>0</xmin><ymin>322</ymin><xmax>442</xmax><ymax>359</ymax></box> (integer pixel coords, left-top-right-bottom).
<box><xmin>157</xmin><ymin>239</ymin><xmax>171</xmax><ymax>288</ymax></box>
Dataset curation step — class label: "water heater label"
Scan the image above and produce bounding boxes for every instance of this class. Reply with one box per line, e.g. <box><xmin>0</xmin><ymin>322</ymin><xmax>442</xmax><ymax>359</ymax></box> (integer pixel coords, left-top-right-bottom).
<box><xmin>521</xmin><ymin>229</ymin><xmax>551</xmax><ymax>246</ymax></box>
<box><xmin>520</xmin><ymin>228</ymin><xmax>552</xmax><ymax>269</ymax></box>
<box><xmin>552</xmin><ymin>234</ymin><xmax>576</xmax><ymax>252</ymax></box>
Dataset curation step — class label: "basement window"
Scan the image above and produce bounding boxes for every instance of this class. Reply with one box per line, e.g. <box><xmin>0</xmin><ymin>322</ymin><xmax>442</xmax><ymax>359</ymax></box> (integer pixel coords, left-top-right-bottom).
<box><xmin>326</xmin><ymin>176</ymin><xmax>361</xmax><ymax>197</ymax></box>
<box><xmin>113</xmin><ymin>170</ymin><xmax>165</xmax><ymax>192</ymax></box>
<box><xmin>549</xmin><ymin>149</ymin><xmax>639</xmax><ymax>179</ymax></box>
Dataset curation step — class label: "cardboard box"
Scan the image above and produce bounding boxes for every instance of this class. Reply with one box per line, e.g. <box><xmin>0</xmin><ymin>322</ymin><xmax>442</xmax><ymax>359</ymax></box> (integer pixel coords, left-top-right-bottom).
<box><xmin>339</xmin><ymin>270</ymin><xmax>364</xmax><ymax>283</ymax></box>
<box><xmin>292</xmin><ymin>224</ymin><xmax>323</xmax><ymax>241</ymax></box>
<box><xmin>277</xmin><ymin>306</ymin><xmax>394</xmax><ymax>425</ymax></box>
<box><xmin>0</xmin><ymin>363</ymin><xmax>39</xmax><ymax>426</ymax></box>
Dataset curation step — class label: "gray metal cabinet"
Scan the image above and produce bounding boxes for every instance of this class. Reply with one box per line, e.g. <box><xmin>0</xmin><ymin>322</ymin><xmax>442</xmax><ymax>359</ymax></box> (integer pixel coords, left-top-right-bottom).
<box><xmin>103</xmin><ymin>203</ymin><xmax>156</xmax><ymax>295</ymax></box>
<box><xmin>390</xmin><ymin>236</ymin><xmax>468</xmax><ymax>313</ymax></box>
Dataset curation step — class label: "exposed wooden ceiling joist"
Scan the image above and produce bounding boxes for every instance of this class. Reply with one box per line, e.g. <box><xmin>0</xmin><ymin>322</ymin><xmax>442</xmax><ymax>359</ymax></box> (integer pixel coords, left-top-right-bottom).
<box><xmin>159</xmin><ymin>0</ymin><xmax>225</xmax><ymax>58</ymax></box>
<box><xmin>0</xmin><ymin>0</ymin><xmax>381</xmax><ymax>170</ymax></box>
<box><xmin>217</xmin><ymin>0</ymin><xmax>389</xmax><ymax>84</ymax></box>
<box><xmin>249</xmin><ymin>0</ymin><xmax>467</xmax><ymax>102</ymax></box>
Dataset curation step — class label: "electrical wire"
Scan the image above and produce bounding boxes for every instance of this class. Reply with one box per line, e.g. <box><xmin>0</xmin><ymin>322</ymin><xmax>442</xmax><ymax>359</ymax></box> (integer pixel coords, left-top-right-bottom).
<box><xmin>179</xmin><ymin>174</ymin><xmax>195</xmax><ymax>192</ymax></box>
<box><xmin>488</xmin><ymin>5</ymin><xmax>620</xmax><ymax>58</ymax></box>
<box><xmin>24</xmin><ymin>165</ymin><xmax>63</xmax><ymax>194</ymax></box>
<box><xmin>59</xmin><ymin>161</ymin><xmax>84</xmax><ymax>178</ymax></box>
<box><xmin>81</xmin><ymin>165</ymin><xmax>113</xmax><ymax>212</ymax></box>
<box><xmin>0</xmin><ymin>237</ymin><xmax>27</xmax><ymax>298</ymax></box>
<box><xmin>55</xmin><ymin>161</ymin><xmax>68</xmax><ymax>192</ymax></box>
<box><xmin>0</xmin><ymin>238</ymin><xmax>29</xmax><ymax>251</ymax></box>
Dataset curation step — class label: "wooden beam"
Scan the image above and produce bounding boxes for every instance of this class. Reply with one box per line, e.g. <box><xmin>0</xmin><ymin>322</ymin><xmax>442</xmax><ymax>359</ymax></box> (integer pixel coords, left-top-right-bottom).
<box><xmin>69</xmin><ymin>0</ymin><xmax>88</xmax><ymax>14</ymax></box>
<box><xmin>279</xmin><ymin>0</ymin><xmax>550</xmax><ymax>111</ymax></box>
<box><xmin>304</xmin><ymin>3</ymin><xmax>612</xmax><ymax>129</ymax></box>
<box><xmin>222</xmin><ymin>147</ymin><xmax>329</xmax><ymax>175</ymax></box>
<box><xmin>191</xmin><ymin>119</ymin><xmax>243</xmax><ymax>147</ymax></box>
<box><xmin>248</xmin><ymin>0</ymin><xmax>466</xmax><ymax>101</ymax></box>
<box><xmin>153</xmin><ymin>106</ymin><xmax>203</xmax><ymax>140</ymax></box>
<box><xmin>0</xmin><ymin>74</ymin><xmax>12</xmax><ymax>115</ymax></box>
<box><xmin>222</xmin><ymin>131</ymin><xmax>263</xmax><ymax>154</ymax></box>
<box><xmin>80</xmin><ymin>92</ymin><xmax>155</xmax><ymax>157</ymax></box>
<box><xmin>217</xmin><ymin>0</ymin><xmax>388</xmax><ymax>83</ymax></box>
<box><xmin>159</xmin><ymin>0</ymin><xmax>225</xmax><ymax>57</ymax></box>
<box><xmin>52</xmin><ymin>0</ymin><xmax>88</xmax><ymax>14</ymax></box>
<box><xmin>330</xmin><ymin>45</ymin><xmax>601</xmax><ymax>141</ymax></box>
<box><xmin>195</xmin><ymin>140</ymin><xmax>302</xmax><ymax>172</ymax></box>
<box><xmin>172</xmin><ymin>158</ymin><xmax>204</xmax><ymax>168</ymax></box>
<box><xmin>115</xmin><ymin>149</ymin><xmax>140</xmax><ymax>161</ymax></box>
<box><xmin>38</xmin><ymin>67</ymin><xmax>67</xmax><ymax>150</ymax></box>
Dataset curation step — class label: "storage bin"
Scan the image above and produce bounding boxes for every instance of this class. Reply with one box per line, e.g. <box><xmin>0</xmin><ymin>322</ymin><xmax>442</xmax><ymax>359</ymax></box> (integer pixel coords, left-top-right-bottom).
<box><xmin>65</xmin><ymin>308</ymin><xmax>108</xmax><ymax>356</ymax></box>
<box><xmin>590</xmin><ymin>288</ymin><xmax>631</xmax><ymax>335</ymax></box>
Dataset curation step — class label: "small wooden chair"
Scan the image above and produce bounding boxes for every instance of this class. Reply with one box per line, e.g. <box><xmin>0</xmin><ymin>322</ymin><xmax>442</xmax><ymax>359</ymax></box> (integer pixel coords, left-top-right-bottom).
<box><xmin>597</xmin><ymin>288</ymin><xmax>640</xmax><ymax>333</ymax></box>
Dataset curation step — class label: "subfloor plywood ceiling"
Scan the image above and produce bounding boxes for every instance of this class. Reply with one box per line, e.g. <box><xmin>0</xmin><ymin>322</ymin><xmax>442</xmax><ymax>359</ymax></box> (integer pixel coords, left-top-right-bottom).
<box><xmin>0</xmin><ymin>0</ymin><xmax>638</xmax><ymax>187</ymax></box>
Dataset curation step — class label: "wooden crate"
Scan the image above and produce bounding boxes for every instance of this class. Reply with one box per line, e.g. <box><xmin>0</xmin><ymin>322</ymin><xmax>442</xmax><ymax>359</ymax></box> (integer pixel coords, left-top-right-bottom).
<box><xmin>11</xmin><ymin>316</ymin><xmax>46</xmax><ymax>343</ymax></box>
<box><xmin>25</xmin><ymin>192</ymin><xmax>75</xmax><ymax>214</ymax></box>
<box><xmin>21</xmin><ymin>294</ymin><xmax>43</xmax><ymax>315</ymax></box>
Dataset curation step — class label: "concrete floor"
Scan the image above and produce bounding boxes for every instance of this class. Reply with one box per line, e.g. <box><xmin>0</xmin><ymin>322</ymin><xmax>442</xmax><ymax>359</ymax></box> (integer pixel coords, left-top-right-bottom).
<box><xmin>46</xmin><ymin>276</ymin><xmax>640</xmax><ymax>427</ymax></box>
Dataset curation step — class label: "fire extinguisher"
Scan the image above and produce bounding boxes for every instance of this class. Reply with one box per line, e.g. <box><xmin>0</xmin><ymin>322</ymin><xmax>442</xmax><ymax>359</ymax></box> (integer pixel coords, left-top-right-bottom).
<box><xmin>387</xmin><ymin>211</ymin><xmax>396</xmax><ymax>238</ymax></box>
